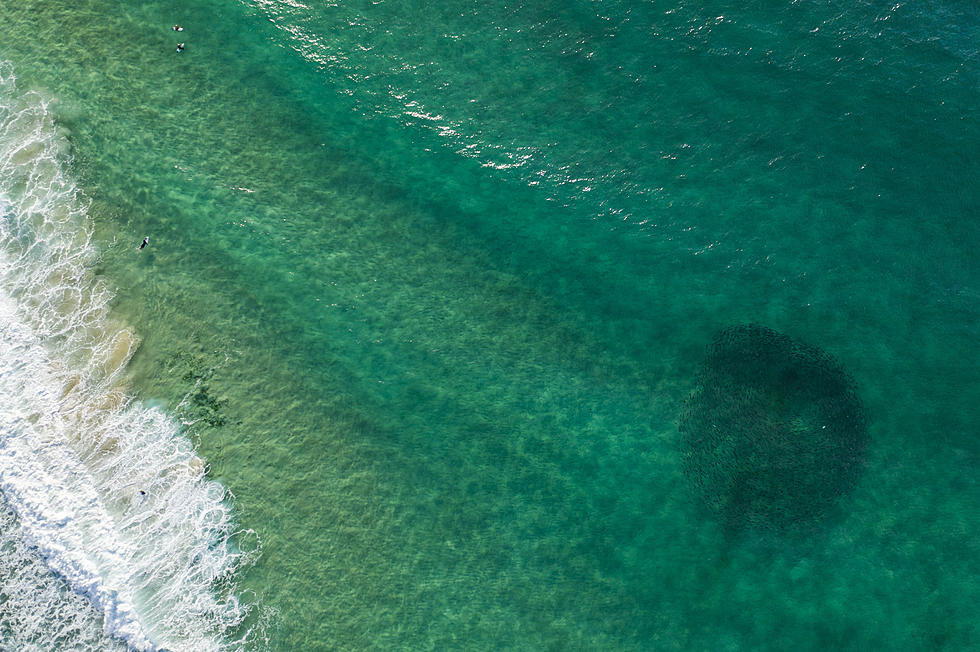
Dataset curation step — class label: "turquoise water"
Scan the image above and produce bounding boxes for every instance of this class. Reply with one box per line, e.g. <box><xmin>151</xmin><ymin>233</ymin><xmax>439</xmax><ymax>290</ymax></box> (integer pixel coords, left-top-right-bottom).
<box><xmin>0</xmin><ymin>0</ymin><xmax>977</xmax><ymax>649</ymax></box>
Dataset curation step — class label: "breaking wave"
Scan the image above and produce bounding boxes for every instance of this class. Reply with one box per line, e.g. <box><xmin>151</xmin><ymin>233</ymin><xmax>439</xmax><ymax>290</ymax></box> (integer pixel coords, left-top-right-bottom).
<box><xmin>0</xmin><ymin>61</ymin><xmax>258</xmax><ymax>651</ymax></box>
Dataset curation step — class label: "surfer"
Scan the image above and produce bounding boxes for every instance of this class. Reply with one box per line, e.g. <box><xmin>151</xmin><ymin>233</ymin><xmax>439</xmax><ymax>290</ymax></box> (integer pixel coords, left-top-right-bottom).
<box><xmin>176</xmin><ymin>42</ymin><xmax>185</xmax><ymax>53</ymax></box>
<box><xmin>173</xmin><ymin>24</ymin><xmax>183</xmax><ymax>32</ymax></box>
<box><xmin>139</xmin><ymin>236</ymin><xmax>149</xmax><ymax>250</ymax></box>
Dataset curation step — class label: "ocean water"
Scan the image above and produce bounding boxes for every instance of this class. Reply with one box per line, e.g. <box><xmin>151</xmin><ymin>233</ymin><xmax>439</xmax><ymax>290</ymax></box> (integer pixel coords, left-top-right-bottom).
<box><xmin>0</xmin><ymin>0</ymin><xmax>977</xmax><ymax>650</ymax></box>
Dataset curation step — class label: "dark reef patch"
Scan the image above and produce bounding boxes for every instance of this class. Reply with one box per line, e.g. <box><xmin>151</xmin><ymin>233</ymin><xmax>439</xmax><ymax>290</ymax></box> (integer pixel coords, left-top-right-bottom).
<box><xmin>680</xmin><ymin>324</ymin><xmax>869</xmax><ymax>531</ymax></box>
<box><xmin>165</xmin><ymin>351</ymin><xmax>229</xmax><ymax>428</ymax></box>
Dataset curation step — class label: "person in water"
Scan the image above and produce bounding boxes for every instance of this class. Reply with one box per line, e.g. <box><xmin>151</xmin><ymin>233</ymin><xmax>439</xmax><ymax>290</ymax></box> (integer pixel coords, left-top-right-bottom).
<box><xmin>176</xmin><ymin>42</ymin><xmax>185</xmax><ymax>53</ymax></box>
<box><xmin>139</xmin><ymin>236</ymin><xmax>149</xmax><ymax>250</ymax></box>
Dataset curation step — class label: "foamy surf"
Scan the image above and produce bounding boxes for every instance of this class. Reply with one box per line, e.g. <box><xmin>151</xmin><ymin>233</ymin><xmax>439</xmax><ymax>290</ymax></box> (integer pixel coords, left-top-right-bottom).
<box><xmin>0</xmin><ymin>62</ymin><xmax>258</xmax><ymax>651</ymax></box>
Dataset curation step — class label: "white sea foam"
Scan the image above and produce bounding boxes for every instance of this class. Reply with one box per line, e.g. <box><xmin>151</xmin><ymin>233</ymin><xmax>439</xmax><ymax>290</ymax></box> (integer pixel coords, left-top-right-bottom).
<box><xmin>0</xmin><ymin>62</ymin><xmax>258</xmax><ymax>651</ymax></box>
<box><xmin>0</xmin><ymin>502</ymin><xmax>127</xmax><ymax>651</ymax></box>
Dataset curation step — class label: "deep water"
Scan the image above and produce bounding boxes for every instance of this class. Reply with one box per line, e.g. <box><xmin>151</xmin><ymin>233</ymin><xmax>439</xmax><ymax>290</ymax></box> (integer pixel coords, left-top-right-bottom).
<box><xmin>0</xmin><ymin>0</ymin><xmax>977</xmax><ymax>649</ymax></box>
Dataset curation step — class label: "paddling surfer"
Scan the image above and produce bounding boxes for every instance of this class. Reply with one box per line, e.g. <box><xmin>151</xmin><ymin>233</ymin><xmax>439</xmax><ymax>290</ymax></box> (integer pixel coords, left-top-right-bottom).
<box><xmin>139</xmin><ymin>236</ymin><xmax>149</xmax><ymax>250</ymax></box>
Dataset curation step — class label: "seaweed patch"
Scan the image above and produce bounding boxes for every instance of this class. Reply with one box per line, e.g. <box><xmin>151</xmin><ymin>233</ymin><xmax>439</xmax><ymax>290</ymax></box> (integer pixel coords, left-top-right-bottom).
<box><xmin>166</xmin><ymin>351</ymin><xmax>230</xmax><ymax>428</ymax></box>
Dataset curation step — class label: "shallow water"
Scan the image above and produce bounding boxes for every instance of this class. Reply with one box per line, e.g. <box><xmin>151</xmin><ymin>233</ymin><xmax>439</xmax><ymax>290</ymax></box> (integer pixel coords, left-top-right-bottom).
<box><xmin>0</xmin><ymin>0</ymin><xmax>977</xmax><ymax>649</ymax></box>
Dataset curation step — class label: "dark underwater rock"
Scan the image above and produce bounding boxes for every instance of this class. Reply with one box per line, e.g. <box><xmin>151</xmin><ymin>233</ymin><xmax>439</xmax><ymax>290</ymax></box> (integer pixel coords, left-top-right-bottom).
<box><xmin>165</xmin><ymin>351</ymin><xmax>229</xmax><ymax>428</ymax></box>
<box><xmin>680</xmin><ymin>324</ymin><xmax>869</xmax><ymax>531</ymax></box>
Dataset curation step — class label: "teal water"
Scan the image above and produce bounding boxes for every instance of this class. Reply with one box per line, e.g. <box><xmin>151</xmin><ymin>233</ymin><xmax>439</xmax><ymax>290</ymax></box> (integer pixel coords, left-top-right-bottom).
<box><xmin>0</xmin><ymin>0</ymin><xmax>977</xmax><ymax>649</ymax></box>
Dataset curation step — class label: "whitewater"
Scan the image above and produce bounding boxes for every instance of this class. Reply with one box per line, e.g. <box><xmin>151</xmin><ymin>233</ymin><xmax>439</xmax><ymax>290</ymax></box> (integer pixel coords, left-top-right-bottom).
<box><xmin>0</xmin><ymin>62</ymin><xmax>258</xmax><ymax>651</ymax></box>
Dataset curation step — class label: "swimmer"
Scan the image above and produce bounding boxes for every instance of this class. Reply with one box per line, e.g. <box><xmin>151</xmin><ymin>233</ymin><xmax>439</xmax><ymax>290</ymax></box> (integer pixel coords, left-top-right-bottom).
<box><xmin>176</xmin><ymin>43</ymin><xmax>185</xmax><ymax>53</ymax></box>
<box><xmin>139</xmin><ymin>236</ymin><xmax>149</xmax><ymax>250</ymax></box>
<box><xmin>173</xmin><ymin>25</ymin><xmax>183</xmax><ymax>32</ymax></box>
